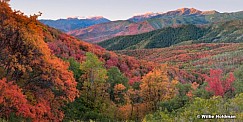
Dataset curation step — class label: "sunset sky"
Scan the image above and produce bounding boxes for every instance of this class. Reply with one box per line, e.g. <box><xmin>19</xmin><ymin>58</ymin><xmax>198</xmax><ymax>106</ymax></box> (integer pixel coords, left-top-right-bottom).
<box><xmin>10</xmin><ymin>0</ymin><xmax>243</xmax><ymax>20</ymax></box>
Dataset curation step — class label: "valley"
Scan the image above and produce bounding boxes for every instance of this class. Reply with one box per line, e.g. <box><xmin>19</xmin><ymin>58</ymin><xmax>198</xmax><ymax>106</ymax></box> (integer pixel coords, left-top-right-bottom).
<box><xmin>1</xmin><ymin>1</ymin><xmax>243</xmax><ymax>121</ymax></box>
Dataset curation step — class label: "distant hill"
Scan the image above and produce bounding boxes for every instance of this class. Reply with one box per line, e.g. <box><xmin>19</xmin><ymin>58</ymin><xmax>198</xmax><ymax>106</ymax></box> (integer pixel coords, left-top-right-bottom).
<box><xmin>194</xmin><ymin>20</ymin><xmax>243</xmax><ymax>43</ymax></box>
<box><xmin>67</xmin><ymin>8</ymin><xmax>243</xmax><ymax>43</ymax></box>
<box><xmin>98</xmin><ymin>20</ymin><xmax>243</xmax><ymax>50</ymax></box>
<box><xmin>67</xmin><ymin>20</ymin><xmax>155</xmax><ymax>43</ymax></box>
<box><xmin>40</xmin><ymin>16</ymin><xmax>110</xmax><ymax>32</ymax></box>
<box><xmin>98</xmin><ymin>25</ymin><xmax>206</xmax><ymax>50</ymax></box>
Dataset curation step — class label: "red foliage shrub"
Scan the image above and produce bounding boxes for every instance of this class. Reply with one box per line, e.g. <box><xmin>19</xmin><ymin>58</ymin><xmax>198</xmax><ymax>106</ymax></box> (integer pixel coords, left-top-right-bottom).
<box><xmin>204</xmin><ymin>69</ymin><xmax>235</xmax><ymax>96</ymax></box>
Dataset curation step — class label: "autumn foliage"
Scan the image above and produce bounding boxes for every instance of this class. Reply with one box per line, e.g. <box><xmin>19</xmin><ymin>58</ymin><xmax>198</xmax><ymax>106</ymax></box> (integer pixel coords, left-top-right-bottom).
<box><xmin>1</xmin><ymin>1</ymin><xmax>243</xmax><ymax>121</ymax></box>
<box><xmin>0</xmin><ymin>2</ymin><xmax>78</xmax><ymax>121</ymax></box>
<box><xmin>0</xmin><ymin>78</ymin><xmax>33</xmax><ymax>119</ymax></box>
<box><xmin>140</xmin><ymin>65</ymin><xmax>178</xmax><ymax>111</ymax></box>
<box><xmin>204</xmin><ymin>69</ymin><xmax>235</xmax><ymax>96</ymax></box>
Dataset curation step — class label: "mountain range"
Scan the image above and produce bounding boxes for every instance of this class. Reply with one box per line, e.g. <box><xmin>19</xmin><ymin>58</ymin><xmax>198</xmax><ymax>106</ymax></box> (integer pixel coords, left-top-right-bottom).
<box><xmin>41</xmin><ymin>8</ymin><xmax>243</xmax><ymax>43</ymax></box>
<box><xmin>127</xmin><ymin>8</ymin><xmax>219</xmax><ymax>22</ymax></box>
<box><xmin>40</xmin><ymin>16</ymin><xmax>110</xmax><ymax>32</ymax></box>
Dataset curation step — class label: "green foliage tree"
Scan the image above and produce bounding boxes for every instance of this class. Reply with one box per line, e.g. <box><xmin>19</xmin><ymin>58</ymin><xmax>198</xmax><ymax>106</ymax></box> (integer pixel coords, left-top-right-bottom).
<box><xmin>80</xmin><ymin>52</ymin><xmax>109</xmax><ymax>107</ymax></box>
<box><xmin>107</xmin><ymin>66</ymin><xmax>128</xmax><ymax>103</ymax></box>
<box><xmin>144</xmin><ymin>111</ymin><xmax>174</xmax><ymax>122</ymax></box>
<box><xmin>193</xmin><ymin>82</ymin><xmax>213</xmax><ymax>99</ymax></box>
<box><xmin>233</xmin><ymin>66</ymin><xmax>243</xmax><ymax>94</ymax></box>
<box><xmin>159</xmin><ymin>83</ymin><xmax>192</xmax><ymax>112</ymax></box>
<box><xmin>178</xmin><ymin>97</ymin><xmax>225</xmax><ymax>121</ymax></box>
<box><xmin>63</xmin><ymin>96</ymin><xmax>111</xmax><ymax>121</ymax></box>
<box><xmin>64</xmin><ymin>52</ymin><xmax>115</xmax><ymax>121</ymax></box>
<box><xmin>67</xmin><ymin>58</ymin><xmax>83</xmax><ymax>82</ymax></box>
<box><xmin>227</xmin><ymin>93</ymin><xmax>243</xmax><ymax>120</ymax></box>
<box><xmin>144</xmin><ymin>93</ymin><xmax>243</xmax><ymax>121</ymax></box>
<box><xmin>80</xmin><ymin>52</ymin><xmax>107</xmax><ymax>84</ymax></box>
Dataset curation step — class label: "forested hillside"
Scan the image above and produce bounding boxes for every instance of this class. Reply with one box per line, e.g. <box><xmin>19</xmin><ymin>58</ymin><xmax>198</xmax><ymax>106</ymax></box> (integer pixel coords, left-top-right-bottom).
<box><xmin>0</xmin><ymin>2</ymin><xmax>78</xmax><ymax>121</ymax></box>
<box><xmin>195</xmin><ymin>20</ymin><xmax>243</xmax><ymax>43</ymax></box>
<box><xmin>0</xmin><ymin>2</ymin><xmax>155</xmax><ymax>121</ymax></box>
<box><xmin>99</xmin><ymin>20</ymin><xmax>243</xmax><ymax>50</ymax></box>
<box><xmin>98</xmin><ymin>24</ymin><xmax>206</xmax><ymax>50</ymax></box>
<box><xmin>117</xmin><ymin>43</ymin><xmax>243</xmax><ymax>72</ymax></box>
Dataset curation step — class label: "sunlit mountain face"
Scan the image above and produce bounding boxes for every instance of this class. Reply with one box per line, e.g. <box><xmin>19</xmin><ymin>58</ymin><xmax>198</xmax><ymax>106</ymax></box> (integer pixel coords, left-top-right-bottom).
<box><xmin>128</xmin><ymin>8</ymin><xmax>219</xmax><ymax>22</ymax></box>
<box><xmin>63</xmin><ymin>8</ymin><xmax>243</xmax><ymax>43</ymax></box>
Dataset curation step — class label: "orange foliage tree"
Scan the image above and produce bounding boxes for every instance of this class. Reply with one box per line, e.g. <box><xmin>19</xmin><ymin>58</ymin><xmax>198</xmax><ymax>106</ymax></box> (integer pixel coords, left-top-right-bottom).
<box><xmin>140</xmin><ymin>64</ymin><xmax>178</xmax><ymax>111</ymax></box>
<box><xmin>0</xmin><ymin>2</ymin><xmax>78</xmax><ymax>121</ymax></box>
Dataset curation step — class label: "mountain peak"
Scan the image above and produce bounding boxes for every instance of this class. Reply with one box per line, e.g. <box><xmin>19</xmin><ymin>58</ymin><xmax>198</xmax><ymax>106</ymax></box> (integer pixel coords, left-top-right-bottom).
<box><xmin>128</xmin><ymin>8</ymin><xmax>219</xmax><ymax>22</ymax></box>
<box><xmin>174</xmin><ymin>8</ymin><xmax>202</xmax><ymax>15</ymax></box>
<box><xmin>175</xmin><ymin>8</ymin><xmax>220</xmax><ymax>15</ymax></box>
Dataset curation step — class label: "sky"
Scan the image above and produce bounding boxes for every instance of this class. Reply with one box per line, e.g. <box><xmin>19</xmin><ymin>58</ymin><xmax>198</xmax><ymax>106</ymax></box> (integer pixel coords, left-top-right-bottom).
<box><xmin>10</xmin><ymin>0</ymin><xmax>243</xmax><ymax>20</ymax></box>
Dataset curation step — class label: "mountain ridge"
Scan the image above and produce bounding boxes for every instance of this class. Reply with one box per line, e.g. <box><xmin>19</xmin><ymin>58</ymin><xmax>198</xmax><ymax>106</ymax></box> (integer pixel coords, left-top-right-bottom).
<box><xmin>127</xmin><ymin>8</ymin><xmax>219</xmax><ymax>22</ymax></box>
<box><xmin>40</xmin><ymin>17</ymin><xmax>111</xmax><ymax>32</ymax></box>
<box><xmin>66</xmin><ymin>8</ymin><xmax>243</xmax><ymax>43</ymax></box>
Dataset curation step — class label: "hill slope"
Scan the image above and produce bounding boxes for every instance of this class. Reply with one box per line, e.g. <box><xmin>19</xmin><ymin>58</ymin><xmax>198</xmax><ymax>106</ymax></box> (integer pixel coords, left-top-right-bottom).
<box><xmin>117</xmin><ymin>43</ymin><xmax>243</xmax><ymax>73</ymax></box>
<box><xmin>0</xmin><ymin>2</ymin><xmax>78</xmax><ymax>121</ymax></box>
<box><xmin>67</xmin><ymin>20</ymin><xmax>155</xmax><ymax>43</ymax></box>
<box><xmin>98</xmin><ymin>20</ymin><xmax>243</xmax><ymax>50</ymax></box>
<box><xmin>0</xmin><ymin>2</ymin><xmax>154</xmax><ymax>121</ymax></box>
<box><xmin>98</xmin><ymin>25</ymin><xmax>206</xmax><ymax>50</ymax></box>
<box><xmin>195</xmin><ymin>20</ymin><xmax>243</xmax><ymax>43</ymax></box>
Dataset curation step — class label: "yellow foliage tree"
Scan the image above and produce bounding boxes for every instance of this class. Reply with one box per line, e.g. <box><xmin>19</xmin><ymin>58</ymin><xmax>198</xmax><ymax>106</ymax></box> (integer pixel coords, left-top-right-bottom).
<box><xmin>140</xmin><ymin>64</ymin><xmax>178</xmax><ymax>111</ymax></box>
